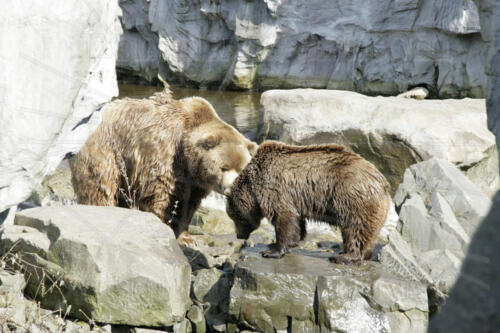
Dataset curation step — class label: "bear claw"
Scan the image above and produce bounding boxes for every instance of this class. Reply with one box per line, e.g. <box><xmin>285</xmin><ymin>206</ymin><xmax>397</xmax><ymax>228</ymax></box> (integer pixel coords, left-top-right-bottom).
<box><xmin>329</xmin><ymin>254</ymin><xmax>361</xmax><ymax>265</ymax></box>
<box><xmin>261</xmin><ymin>248</ymin><xmax>286</xmax><ymax>259</ymax></box>
<box><xmin>177</xmin><ymin>231</ymin><xmax>199</xmax><ymax>247</ymax></box>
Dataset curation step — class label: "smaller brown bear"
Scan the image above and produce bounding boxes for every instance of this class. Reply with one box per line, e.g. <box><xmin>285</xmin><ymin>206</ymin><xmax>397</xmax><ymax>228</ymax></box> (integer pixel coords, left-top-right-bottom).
<box><xmin>225</xmin><ymin>141</ymin><xmax>391</xmax><ymax>264</ymax></box>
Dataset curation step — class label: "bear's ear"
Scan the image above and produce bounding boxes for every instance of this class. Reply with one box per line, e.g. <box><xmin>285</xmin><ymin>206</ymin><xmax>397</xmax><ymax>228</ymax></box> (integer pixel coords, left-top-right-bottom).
<box><xmin>199</xmin><ymin>136</ymin><xmax>220</xmax><ymax>150</ymax></box>
<box><xmin>247</xmin><ymin>142</ymin><xmax>258</xmax><ymax>156</ymax></box>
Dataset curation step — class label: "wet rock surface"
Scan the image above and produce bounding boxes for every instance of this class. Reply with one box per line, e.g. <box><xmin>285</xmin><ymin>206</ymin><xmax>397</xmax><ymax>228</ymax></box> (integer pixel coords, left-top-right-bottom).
<box><xmin>258</xmin><ymin>88</ymin><xmax>497</xmax><ymax>193</ymax></box>
<box><xmin>229</xmin><ymin>246</ymin><xmax>428</xmax><ymax>333</ymax></box>
<box><xmin>1</xmin><ymin>206</ymin><xmax>191</xmax><ymax>327</ymax></box>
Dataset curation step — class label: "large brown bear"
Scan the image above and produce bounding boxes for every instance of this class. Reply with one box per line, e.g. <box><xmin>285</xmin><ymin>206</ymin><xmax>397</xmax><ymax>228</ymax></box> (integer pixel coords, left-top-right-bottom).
<box><xmin>70</xmin><ymin>88</ymin><xmax>257</xmax><ymax>243</ymax></box>
<box><xmin>225</xmin><ymin>141</ymin><xmax>391</xmax><ymax>264</ymax></box>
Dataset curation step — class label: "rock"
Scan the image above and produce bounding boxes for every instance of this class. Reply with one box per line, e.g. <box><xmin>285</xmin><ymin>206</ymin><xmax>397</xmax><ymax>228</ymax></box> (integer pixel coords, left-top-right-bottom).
<box><xmin>30</xmin><ymin>169</ymin><xmax>76</xmax><ymax>207</ymax></box>
<box><xmin>394</xmin><ymin>158</ymin><xmax>491</xmax><ymax>238</ymax></box>
<box><xmin>199</xmin><ymin>192</ymin><xmax>227</xmax><ymax>212</ymax></box>
<box><xmin>428</xmin><ymin>192</ymin><xmax>500</xmax><ymax>331</ymax></box>
<box><xmin>299</xmin><ymin>222</ymin><xmax>343</xmax><ymax>252</ymax></box>
<box><xmin>118</xmin><ymin>0</ymin><xmax>161</xmax><ymax>83</ymax></box>
<box><xmin>0</xmin><ymin>270</ymin><xmax>28</xmax><ymax>327</ymax></box>
<box><xmin>173</xmin><ymin>318</ymin><xmax>192</xmax><ymax>333</ymax></box>
<box><xmin>397</xmin><ymin>87</ymin><xmax>429</xmax><ymax>100</ymax></box>
<box><xmin>0</xmin><ymin>0</ymin><xmax>121</xmax><ymax>213</ymax></box>
<box><xmin>229</xmin><ymin>247</ymin><xmax>428</xmax><ymax>332</ymax></box>
<box><xmin>133</xmin><ymin>328</ymin><xmax>168</xmax><ymax>333</ymax></box>
<box><xmin>191</xmin><ymin>268</ymin><xmax>233</xmax><ymax>331</ymax></box>
<box><xmin>1</xmin><ymin>205</ymin><xmax>191</xmax><ymax>327</ymax></box>
<box><xmin>0</xmin><ymin>270</ymin><xmax>26</xmax><ymax>306</ymax></box>
<box><xmin>0</xmin><ymin>269</ymin><xmax>110</xmax><ymax>332</ymax></box>
<box><xmin>181</xmin><ymin>234</ymin><xmax>243</xmax><ymax>271</ymax></box>
<box><xmin>191</xmin><ymin>207</ymin><xmax>235</xmax><ymax>236</ymax></box>
<box><xmin>464</xmin><ymin>146</ymin><xmax>500</xmax><ymax>197</ymax></box>
<box><xmin>187</xmin><ymin>304</ymin><xmax>206</xmax><ymax>333</ymax></box>
<box><xmin>380</xmin><ymin>158</ymin><xmax>491</xmax><ymax>306</ymax></box>
<box><xmin>258</xmin><ymin>89</ymin><xmax>496</xmax><ymax>192</ymax></box>
<box><xmin>429</xmin><ymin>1</ymin><xmax>500</xmax><ymax>330</ymax></box>
<box><xmin>0</xmin><ymin>205</ymin><xmax>17</xmax><ymax>228</ymax></box>
<box><xmin>245</xmin><ymin>218</ymin><xmax>275</xmax><ymax>248</ymax></box>
<box><xmin>118</xmin><ymin>0</ymin><xmax>485</xmax><ymax>97</ymax></box>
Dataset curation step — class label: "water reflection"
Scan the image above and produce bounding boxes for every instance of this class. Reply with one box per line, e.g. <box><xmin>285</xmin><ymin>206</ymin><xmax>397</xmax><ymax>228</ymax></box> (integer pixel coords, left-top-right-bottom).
<box><xmin>118</xmin><ymin>84</ymin><xmax>261</xmax><ymax>139</ymax></box>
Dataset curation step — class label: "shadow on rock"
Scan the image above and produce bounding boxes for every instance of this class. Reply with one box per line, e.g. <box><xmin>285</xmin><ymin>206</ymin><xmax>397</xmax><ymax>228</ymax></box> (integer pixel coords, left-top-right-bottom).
<box><xmin>429</xmin><ymin>192</ymin><xmax>500</xmax><ymax>332</ymax></box>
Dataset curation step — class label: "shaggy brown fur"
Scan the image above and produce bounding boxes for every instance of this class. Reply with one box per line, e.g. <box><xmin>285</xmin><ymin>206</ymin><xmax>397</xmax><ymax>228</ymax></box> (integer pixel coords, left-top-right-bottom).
<box><xmin>70</xmin><ymin>87</ymin><xmax>257</xmax><ymax>240</ymax></box>
<box><xmin>225</xmin><ymin>141</ymin><xmax>391</xmax><ymax>264</ymax></box>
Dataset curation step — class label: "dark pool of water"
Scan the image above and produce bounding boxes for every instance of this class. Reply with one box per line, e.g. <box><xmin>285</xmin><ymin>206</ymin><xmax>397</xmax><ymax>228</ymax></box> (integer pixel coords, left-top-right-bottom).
<box><xmin>118</xmin><ymin>84</ymin><xmax>261</xmax><ymax>139</ymax></box>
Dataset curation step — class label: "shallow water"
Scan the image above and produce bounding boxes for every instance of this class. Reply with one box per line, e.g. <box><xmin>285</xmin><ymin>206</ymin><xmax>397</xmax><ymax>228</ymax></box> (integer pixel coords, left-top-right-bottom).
<box><xmin>118</xmin><ymin>84</ymin><xmax>261</xmax><ymax>139</ymax></box>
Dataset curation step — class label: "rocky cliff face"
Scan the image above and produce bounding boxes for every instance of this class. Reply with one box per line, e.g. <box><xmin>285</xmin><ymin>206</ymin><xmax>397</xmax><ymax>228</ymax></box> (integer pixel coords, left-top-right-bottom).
<box><xmin>118</xmin><ymin>0</ymin><xmax>485</xmax><ymax>97</ymax></box>
<box><xmin>429</xmin><ymin>1</ymin><xmax>500</xmax><ymax>331</ymax></box>
<box><xmin>0</xmin><ymin>1</ymin><xmax>122</xmax><ymax>214</ymax></box>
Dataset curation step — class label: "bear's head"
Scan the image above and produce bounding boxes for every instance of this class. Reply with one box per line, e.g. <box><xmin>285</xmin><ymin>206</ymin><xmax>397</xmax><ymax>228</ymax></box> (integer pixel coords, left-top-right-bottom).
<box><xmin>183</xmin><ymin>117</ymin><xmax>258</xmax><ymax>195</ymax></box>
<box><xmin>225</xmin><ymin>168</ymin><xmax>262</xmax><ymax>239</ymax></box>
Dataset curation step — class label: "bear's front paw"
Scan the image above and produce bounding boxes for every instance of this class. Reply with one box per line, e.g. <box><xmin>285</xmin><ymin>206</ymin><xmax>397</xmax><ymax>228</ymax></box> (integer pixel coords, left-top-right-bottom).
<box><xmin>329</xmin><ymin>254</ymin><xmax>361</xmax><ymax>265</ymax></box>
<box><xmin>177</xmin><ymin>231</ymin><xmax>199</xmax><ymax>247</ymax></box>
<box><xmin>261</xmin><ymin>246</ymin><xmax>286</xmax><ymax>259</ymax></box>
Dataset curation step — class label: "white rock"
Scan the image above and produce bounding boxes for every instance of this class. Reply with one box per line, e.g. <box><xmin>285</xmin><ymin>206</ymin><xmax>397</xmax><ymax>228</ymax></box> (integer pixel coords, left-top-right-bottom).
<box><xmin>0</xmin><ymin>1</ymin><xmax>122</xmax><ymax>213</ymax></box>
<box><xmin>258</xmin><ymin>89</ymin><xmax>496</xmax><ymax>191</ymax></box>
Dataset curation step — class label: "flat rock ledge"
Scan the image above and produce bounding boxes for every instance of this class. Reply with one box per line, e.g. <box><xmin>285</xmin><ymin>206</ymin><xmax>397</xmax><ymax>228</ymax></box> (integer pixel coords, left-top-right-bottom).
<box><xmin>228</xmin><ymin>246</ymin><xmax>429</xmax><ymax>333</ymax></box>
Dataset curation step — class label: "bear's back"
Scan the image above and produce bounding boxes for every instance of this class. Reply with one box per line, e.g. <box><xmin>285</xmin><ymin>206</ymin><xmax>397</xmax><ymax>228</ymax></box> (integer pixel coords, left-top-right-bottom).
<box><xmin>248</xmin><ymin>141</ymin><xmax>390</xmax><ymax>212</ymax></box>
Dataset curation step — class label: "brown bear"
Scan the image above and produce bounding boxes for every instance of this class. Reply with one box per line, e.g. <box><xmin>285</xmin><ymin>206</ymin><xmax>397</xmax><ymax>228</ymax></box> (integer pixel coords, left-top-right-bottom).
<box><xmin>225</xmin><ymin>141</ymin><xmax>391</xmax><ymax>264</ymax></box>
<box><xmin>70</xmin><ymin>87</ymin><xmax>257</xmax><ymax>243</ymax></box>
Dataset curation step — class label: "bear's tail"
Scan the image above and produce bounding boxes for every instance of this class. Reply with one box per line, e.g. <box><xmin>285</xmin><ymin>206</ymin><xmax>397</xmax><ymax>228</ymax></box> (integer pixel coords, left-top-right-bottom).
<box><xmin>150</xmin><ymin>73</ymin><xmax>173</xmax><ymax>104</ymax></box>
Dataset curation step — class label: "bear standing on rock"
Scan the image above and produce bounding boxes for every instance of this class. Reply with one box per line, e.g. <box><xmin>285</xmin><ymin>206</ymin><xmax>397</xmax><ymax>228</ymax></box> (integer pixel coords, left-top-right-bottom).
<box><xmin>70</xmin><ymin>86</ymin><xmax>257</xmax><ymax>243</ymax></box>
<box><xmin>225</xmin><ymin>141</ymin><xmax>391</xmax><ymax>264</ymax></box>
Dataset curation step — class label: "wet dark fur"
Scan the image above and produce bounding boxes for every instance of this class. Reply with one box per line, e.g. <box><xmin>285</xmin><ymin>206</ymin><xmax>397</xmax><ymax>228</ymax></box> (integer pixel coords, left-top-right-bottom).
<box><xmin>226</xmin><ymin>141</ymin><xmax>391</xmax><ymax>264</ymax></box>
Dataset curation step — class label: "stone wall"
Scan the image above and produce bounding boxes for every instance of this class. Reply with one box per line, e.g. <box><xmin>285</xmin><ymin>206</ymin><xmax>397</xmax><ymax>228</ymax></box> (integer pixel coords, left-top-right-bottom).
<box><xmin>118</xmin><ymin>0</ymin><xmax>485</xmax><ymax>97</ymax></box>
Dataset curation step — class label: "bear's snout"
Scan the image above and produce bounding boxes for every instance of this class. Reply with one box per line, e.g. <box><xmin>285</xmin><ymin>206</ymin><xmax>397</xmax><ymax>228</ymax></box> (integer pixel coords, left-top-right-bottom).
<box><xmin>221</xmin><ymin>169</ymin><xmax>239</xmax><ymax>192</ymax></box>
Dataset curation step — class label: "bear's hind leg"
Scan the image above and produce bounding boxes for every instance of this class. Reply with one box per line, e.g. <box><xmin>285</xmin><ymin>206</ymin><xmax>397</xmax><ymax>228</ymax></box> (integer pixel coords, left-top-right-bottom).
<box><xmin>262</xmin><ymin>212</ymin><xmax>301</xmax><ymax>259</ymax></box>
<box><xmin>330</xmin><ymin>224</ymin><xmax>365</xmax><ymax>265</ymax></box>
<box><xmin>70</xmin><ymin>145</ymin><xmax>120</xmax><ymax>206</ymax></box>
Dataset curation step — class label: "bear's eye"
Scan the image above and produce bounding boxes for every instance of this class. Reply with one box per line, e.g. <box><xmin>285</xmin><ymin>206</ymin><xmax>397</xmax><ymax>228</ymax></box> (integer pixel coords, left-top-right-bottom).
<box><xmin>199</xmin><ymin>137</ymin><xmax>219</xmax><ymax>150</ymax></box>
<box><xmin>221</xmin><ymin>167</ymin><xmax>229</xmax><ymax>172</ymax></box>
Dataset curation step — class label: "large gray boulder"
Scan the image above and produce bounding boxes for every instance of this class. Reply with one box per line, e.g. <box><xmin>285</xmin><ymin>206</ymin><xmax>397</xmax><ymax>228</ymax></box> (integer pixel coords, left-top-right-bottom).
<box><xmin>118</xmin><ymin>0</ymin><xmax>484</xmax><ymax>97</ymax></box>
<box><xmin>379</xmin><ymin>158</ymin><xmax>491</xmax><ymax>307</ymax></box>
<box><xmin>1</xmin><ymin>205</ymin><xmax>191</xmax><ymax>327</ymax></box>
<box><xmin>429</xmin><ymin>0</ymin><xmax>500</xmax><ymax>330</ymax></box>
<box><xmin>0</xmin><ymin>0</ymin><xmax>122</xmax><ymax>215</ymax></box>
<box><xmin>228</xmin><ymin>247</ymin><xmax>428</xmax><ymax>333</ymax></box>
<box><xmin>258</xmin><ymin>88</ymin><xmax>496</xmax><ymax>193</ymax></box>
